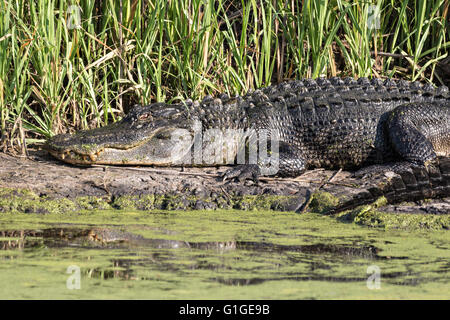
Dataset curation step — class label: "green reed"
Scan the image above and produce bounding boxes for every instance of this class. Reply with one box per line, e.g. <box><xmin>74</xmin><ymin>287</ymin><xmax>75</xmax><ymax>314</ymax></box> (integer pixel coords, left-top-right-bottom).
<box><xmin>0</xmin><ymin>0</ymin><xmax>447</xmax><ymax>152</ymax></box>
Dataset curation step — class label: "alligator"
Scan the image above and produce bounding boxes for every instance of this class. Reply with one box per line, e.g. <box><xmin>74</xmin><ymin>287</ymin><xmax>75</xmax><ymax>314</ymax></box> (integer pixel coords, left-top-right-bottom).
<box><xmin>45</xmin><ymin>77</ymin><xmax>450</xmax><ymax>210</ymax></box>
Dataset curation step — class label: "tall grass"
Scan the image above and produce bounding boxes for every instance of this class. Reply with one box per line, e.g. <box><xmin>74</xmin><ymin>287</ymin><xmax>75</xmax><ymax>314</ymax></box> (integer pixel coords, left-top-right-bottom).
<box><xmin>0</xmin><ymin>0</ymin><xmax>448</xmax><ymax>153</ymax></box>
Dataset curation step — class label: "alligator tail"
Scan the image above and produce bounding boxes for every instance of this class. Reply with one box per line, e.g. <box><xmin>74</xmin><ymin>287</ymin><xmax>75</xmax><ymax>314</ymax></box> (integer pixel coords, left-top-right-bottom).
<box><xmin>327</xmin><ymin>157</ymin><xmax>450</xmax><ymax>214</ymax></box>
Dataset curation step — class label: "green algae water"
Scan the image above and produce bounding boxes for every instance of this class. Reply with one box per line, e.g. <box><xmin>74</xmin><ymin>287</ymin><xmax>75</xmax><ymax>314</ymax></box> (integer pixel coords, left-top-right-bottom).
<box><xmin>0</xmin><ymin>209</ymin><xmax>448</xmax><ymax>299</ymax></box>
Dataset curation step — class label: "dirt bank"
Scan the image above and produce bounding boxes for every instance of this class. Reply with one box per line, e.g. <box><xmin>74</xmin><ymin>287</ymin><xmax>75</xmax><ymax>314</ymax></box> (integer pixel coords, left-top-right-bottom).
<box><xmin>0</xmin><ymin>149</ymin><xmax>449</xmax><ymax>217</ymax></box>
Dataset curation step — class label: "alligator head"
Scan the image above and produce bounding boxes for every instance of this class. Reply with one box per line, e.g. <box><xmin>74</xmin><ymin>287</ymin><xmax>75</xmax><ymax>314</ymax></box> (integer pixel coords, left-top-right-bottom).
<box><xmin>45</xmin><ymin>103</ymin><xmax>197</xmax><ymax>165</ymax></box>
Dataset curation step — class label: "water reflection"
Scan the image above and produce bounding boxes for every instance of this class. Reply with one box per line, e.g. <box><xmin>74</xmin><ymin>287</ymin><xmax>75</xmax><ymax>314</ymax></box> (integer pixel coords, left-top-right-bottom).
<box><xmin>1</xmin><ymin>226</ymin><xmax>445</xmax><ymax>288</ymax></box>
<box><xmin>0</xmin><ymin>226</ymin><xmax>395</xmax><ymax>285</ymax></box>
<box><xmin>0</xmin><ymin>227</ymin><xmax>382</xmax><ymax>257</ymax></box>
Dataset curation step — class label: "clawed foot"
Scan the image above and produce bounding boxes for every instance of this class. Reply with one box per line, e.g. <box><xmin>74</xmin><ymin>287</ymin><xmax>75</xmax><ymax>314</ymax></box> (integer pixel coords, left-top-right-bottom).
<box><xmin>221</xmin><ymin>164</ymin><xmax>261</xmax><ymax>183</ymax></box>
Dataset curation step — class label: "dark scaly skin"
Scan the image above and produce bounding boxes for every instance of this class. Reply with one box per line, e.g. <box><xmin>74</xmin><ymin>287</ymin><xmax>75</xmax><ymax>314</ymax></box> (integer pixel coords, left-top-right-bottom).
<box><xmin>237</xmin><ymin>77</ymin><xmax>449</xmax><ymax>176</ymax></box>
<box><xmin>45</xmin><ymin>77</ymin><xmax>450</xmax><ymax>207</ymax></box>
<box><xmin>329</xmin><ymin>156</ymin><xmax>450</xmax><ymax>213</ymax></box>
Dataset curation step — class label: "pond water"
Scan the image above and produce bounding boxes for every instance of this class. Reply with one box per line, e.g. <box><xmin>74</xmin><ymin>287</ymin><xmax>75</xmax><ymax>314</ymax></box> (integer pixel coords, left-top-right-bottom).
<box><xmin>0</xmin><ymin>210</ymin><xmax>448</xmax><ymax>299</ymax></box>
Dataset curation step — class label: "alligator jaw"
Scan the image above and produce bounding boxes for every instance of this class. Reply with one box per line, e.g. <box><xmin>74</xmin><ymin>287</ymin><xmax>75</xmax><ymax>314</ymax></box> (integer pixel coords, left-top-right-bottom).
<box><xmin>45</xmin><ymin>102</ymin><xmax>198</xmax><ymax>165</ymax></box>
<box><xmin>46</xmin><ymin>148</ymin><xmax>102</xmax><ymax>165</ymax></box>
<box><xmin>45</xmin><ymin>126</ymin><xmax>193</xmax><ymax>166</ymax></box>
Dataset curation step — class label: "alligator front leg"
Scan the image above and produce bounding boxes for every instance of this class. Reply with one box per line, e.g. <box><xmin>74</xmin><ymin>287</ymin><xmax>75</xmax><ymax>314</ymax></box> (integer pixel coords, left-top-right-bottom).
<box><xmin>222</xmin><ymin>142</ymin><xmax>307</xmax><ymax>182</ymax></box>
<box><xmin>276</xmin><ymin>150</ymin><xmax>307</xmax><ymax>177</ymax></box>
<box><xmin>222</xmin><ymin>164</ymin><xmax>261</xmax><ymax>183</ymax></box>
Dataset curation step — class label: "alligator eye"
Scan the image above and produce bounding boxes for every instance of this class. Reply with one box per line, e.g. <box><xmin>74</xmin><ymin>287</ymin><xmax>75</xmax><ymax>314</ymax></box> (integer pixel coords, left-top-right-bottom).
<box><xmin>138</xmin><ymin>113</ymin><xmax>152</xmax><ymax>121</ymax></box>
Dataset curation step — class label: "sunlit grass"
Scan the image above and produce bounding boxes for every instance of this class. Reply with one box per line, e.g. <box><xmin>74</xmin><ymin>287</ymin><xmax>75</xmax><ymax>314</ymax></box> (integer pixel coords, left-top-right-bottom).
<box><xmin>0</xmin><ymin>0</ymin><xmax>448</xmax><ymax>153</ymax></box>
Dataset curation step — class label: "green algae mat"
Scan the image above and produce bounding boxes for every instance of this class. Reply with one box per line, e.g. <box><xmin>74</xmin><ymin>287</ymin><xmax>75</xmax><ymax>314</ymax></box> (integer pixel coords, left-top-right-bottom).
<box><xmin>0</xmin><ymin>209</ymin><xmax>448</xmax><ymax>299</ymax></box>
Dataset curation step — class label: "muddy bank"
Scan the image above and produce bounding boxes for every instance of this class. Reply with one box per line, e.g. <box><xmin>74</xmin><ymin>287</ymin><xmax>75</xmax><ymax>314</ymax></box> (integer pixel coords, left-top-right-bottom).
<box><xmin>0</xmin><ymin>150</ymin><xmax>449</xmax><ymax>228</ymax></box>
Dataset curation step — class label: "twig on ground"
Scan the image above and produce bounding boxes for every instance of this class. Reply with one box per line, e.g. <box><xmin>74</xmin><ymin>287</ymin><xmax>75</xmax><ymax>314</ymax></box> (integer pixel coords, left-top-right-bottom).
<box><xmin>296</xmin><ymin>169</ymin><xmax>343</xmax><ymax>213</ymax></box>
<box><xmin>90</xmin><ymin>164</ymin><xmax>218</xmax><ymax>177</ymax></box>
